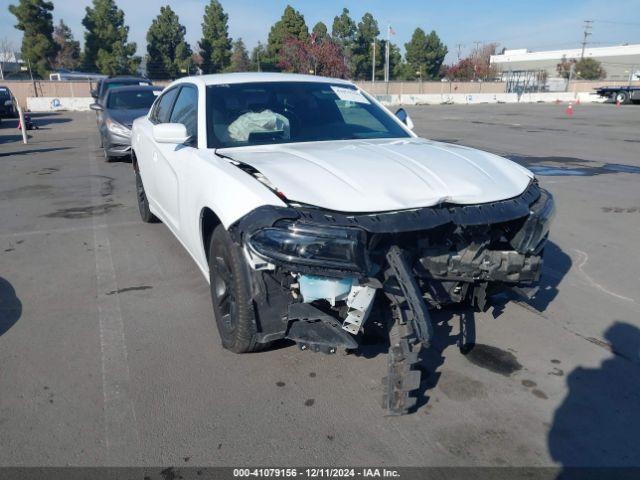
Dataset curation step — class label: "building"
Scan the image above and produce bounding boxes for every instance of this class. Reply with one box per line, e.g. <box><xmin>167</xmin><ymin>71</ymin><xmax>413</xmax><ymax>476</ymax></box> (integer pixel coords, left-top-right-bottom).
<box><xmin>0</xmin><ymin>51</ymin><xmax>24</xmax><ymax>79</ymax></box>
<box><xmin>490</xmin><ymin>44</ymin><xmax>640</xmax><ymax>81</ymax></box>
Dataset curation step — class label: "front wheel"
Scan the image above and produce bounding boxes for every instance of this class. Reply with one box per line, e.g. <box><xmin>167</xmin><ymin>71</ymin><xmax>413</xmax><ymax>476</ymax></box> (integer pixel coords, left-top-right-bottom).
<box><xmin>135</xmin><ymin>170</ymin><xmax>159</xmax><ymax>223</ymax></box>
<box><xmin>208</xmin><ymin>224</ymin><xmax>263</xmax><ymax>353</ymax></box>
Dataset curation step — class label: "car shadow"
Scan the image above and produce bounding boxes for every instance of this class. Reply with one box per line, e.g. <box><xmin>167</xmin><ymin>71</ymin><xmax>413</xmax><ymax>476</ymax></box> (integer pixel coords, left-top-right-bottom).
<box><xmin>0</xmin><ymin>147</ymin><xmax>73</xmax><ymax>158</ymax></box>
<box><xmin>491</xmin><ymin>241</ymin><xmax>572</xmax><ymax>315</ymax></box>
<box><xmin>28</xmin><ymin>112</ymin><xmax>72</xmax><ymax>127</ymax></box>
<box><xmin>0</xmin><ymin>277</ymin><xmax>22</xmax><ymax>337</ymax></box>
<box><xmin>549</xmin><ymin>321</ymin><xmax>640</xmax><ymax>477</ymax></box>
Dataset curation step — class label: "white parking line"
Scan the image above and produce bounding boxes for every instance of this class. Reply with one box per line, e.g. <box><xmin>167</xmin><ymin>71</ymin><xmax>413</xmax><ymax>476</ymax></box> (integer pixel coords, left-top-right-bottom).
<box><xmin>0</xmin><ymin>221</ymin><xmax>141</xmax><ymax>240</ymax></box>
<box><xmin>574</xmin><ymin>249</ymin><xmax>636</xmax><ymax>304</ymax></box>
<box><xmin>89</xmin><ymin>138</ymin><xmax>140</xmax><ymax>464</ymax></box>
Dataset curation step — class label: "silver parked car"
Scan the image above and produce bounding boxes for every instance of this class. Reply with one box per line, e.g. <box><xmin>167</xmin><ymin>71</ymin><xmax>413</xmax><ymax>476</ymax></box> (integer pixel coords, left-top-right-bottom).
<box><xmin>90</xmin><ymin>85</ymin><xmax>162</xmax><ymax>161</ymax></box>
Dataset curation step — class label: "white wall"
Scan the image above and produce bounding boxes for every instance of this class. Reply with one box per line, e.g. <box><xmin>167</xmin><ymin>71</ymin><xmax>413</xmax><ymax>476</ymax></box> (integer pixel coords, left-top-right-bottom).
<box><xmin>26</xmin><ymin>97</ymin><xmax>93</xmax><ymax>112</ymax></box>
<box><xmin>375</xmin><ymin>92</ymin><xmax>606</xmax><ymax>106</ymax></box>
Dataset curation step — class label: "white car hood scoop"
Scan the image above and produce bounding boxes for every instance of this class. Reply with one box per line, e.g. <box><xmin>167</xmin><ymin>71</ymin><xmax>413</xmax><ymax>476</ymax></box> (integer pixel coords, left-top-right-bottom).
<box><xmin>219</xmin><ymin>138</ymin><xmax>533</xmax><ymax>213</ymax></box>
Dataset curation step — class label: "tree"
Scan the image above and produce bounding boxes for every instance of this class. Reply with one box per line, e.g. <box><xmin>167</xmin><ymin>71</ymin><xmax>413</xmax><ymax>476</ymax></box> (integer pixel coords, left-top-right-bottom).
<box><xmin>146</xmin><ymin>6</ymin><xmax>192</xmax><ymax>79</ymax></box>
<box><xmin>266</xmin><ymin>5</ymin><xmax>308</xmax><ymax>70</ymax></box>
<box><xmin>388</xmin><ymin>42</ymin><xmax>404</xmax><ymax>79</ymax></box>
<box><xmin>405</xmin><ymin>28</ymin><xmax>447</xmax><ymax>80</ymax></box>
<box><xmin>52</xmin><ymin>20</ymin><xmax>80</xmax><ymax>70</ymax></box>
<box><xmin>442</xmin><ymin>58</ymin><xmax>476</xmax><ymax>81</ymax></box>
<box><xmin>199</xmin><ymin>0</ymin><xmax>232</xmax><ymax>74</ymax></box>
<box><xmin>350</xmin><ymin>13</ymin><xmax>379</xmax><ymax>80</ymax></box>
<box><xmin>250</xmin><ymin>42</ymin><xmax>267</xmax><ymax>72</ymax></box>
<box><xmin>8</xmin><ymin>0</ymin><xmax>58</xmax><ymax>78</ymax></box>
<box><xmin>556</xmin><ymin>55</ymin><xmax>573</xmax><ymax>79</ymax></box>
<box><xmin>442</xmin><ymin>43</ymin><xmax>498</xmax><ymax>81</ymax></box>
<box><xmin>82</xmin><ymin>0</ymin><xmax>139</xmax><ymax>75</ymax></box>
<box><xmin>278</xmin><ymin>35</ymin><xmax>348</xmax><ymax>78</ymax></box>
<box><xmin>557</xmin><ymin>56</ymin><xmax>606</xmax><ymax>80</ymax></box>
<box><xmin>331</xmin><ymin>8</ymin><xmax>356</xmax><ymax>45</ymax></box>
<box><xmin>312</xmin><ymin>21</ymin><xmax>328</xmax><ymax>42</ymax></box>
<box><xmin>228</xmin><ymin>38</ymin><xmax>250</xmax><ymax>72</ymax></box>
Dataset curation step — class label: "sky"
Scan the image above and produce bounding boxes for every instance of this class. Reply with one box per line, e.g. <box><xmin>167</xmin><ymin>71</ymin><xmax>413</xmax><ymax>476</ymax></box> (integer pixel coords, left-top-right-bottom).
<box><xmin>1</xmin><ymin>0</ymin><xmax>639</xmax><ymax>63</ymax></box>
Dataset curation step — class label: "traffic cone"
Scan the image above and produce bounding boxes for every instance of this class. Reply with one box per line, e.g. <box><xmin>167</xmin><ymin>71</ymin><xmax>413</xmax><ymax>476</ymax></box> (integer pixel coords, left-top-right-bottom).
<box><xmin>566</xmin><ymin>104</ymin><xmax>573</xmax><ymax>116</ymax></box>
<box><xmin>616</xmin><ymin>99</ymin><xmax>621</xmax><ymax>107</ymax></box>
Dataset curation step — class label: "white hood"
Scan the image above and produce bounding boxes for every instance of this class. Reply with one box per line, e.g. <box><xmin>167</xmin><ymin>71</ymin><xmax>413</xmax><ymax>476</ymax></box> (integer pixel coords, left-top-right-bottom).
<box><xmin>219</xmin><ymin>138</ymin><xmax>533</xmax><ymax>213</ymax></box>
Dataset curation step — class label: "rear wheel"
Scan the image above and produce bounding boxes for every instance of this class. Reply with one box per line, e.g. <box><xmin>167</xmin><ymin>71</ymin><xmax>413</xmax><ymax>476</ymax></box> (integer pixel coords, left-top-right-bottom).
<box><xmin>135</xmin><ymin>170</ymin><xmax>159</xmax><ymax>223</ymax></box>
<box><xmin>208</xmin><ymin>224</ymin><xmax>262</xmax><ymax>353</ymax></box>
<box><xmin>615</xmin><ymin>91</ymin><xmax>630</xmax><ymax>104</ymax></box>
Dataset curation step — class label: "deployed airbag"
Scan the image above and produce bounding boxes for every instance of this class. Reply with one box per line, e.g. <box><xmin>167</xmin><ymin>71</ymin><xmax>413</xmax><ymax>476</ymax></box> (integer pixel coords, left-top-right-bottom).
<box><xmin>228</xmin><ymin>110</ymin><xmax>290</xmax><ymax>142</ymax></box>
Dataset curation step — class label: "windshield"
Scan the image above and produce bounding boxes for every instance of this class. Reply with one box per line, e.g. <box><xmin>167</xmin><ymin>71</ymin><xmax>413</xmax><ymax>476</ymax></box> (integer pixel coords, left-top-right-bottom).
<box><xmin>0</xmin><ymin>89</ymin><xmax>10</xmax><ymax>100</ymax></box>
<box><xmin>206</xmin><ymin>82</ymin><xmax>410</xmax><ymax>148</ymax></box>
<box><xmin>104</xmin><ymin>80</ymin><xmax>150</xmax><ymax>94</ymax></box>
<box><xmin>107</xmin><ymin>90</ymin><xmax>158</xmax><ymax>110</ymax></box>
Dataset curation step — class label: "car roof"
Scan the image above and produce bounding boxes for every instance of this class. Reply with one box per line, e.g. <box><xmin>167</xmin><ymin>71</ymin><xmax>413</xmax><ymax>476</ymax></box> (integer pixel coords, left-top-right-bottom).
<box><xmin>168</xmin><ymin>72</ymin><xmax>354</xmax><ymax>89</ymax></box>
<box><xmin>106</xmin><ymin>85</ymin><xmax>162</xmax><ymax>94</ymax></box>
<box><xmin>103</xmin><ymin>77</ymin><xmax>151</xmax><ymax>84</ymax></box>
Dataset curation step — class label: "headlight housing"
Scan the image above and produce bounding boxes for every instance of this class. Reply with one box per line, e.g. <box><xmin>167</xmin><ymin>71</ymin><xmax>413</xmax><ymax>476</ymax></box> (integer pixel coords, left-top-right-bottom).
<box><xmin>106</xmin><ymin>118</ymin><xmax>131</xmax><ymax>137</ymax></box>
<box><xmin>247</xmin><ymin>222</ymin><xmax>368</xmax><ymax>274</ymax></box>
<box><xmin>510</xmin><ymin>188</ymin><xmax>555</xmax><ymax>254</ymax></box>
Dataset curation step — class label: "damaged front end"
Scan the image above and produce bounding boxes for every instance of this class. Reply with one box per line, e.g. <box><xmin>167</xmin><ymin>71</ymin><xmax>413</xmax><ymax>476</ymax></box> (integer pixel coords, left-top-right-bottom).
<box><xmin>227</xmin><ymin>180</ymin><xmax>555</xmax><ymax>414</ymax></box>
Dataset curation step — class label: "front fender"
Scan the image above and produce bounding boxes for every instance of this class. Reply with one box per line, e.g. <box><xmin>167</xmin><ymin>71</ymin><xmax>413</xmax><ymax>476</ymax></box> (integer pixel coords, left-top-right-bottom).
<box><xmin>188</xmin><ymin>149</ymin><xmax>287</xmax><ymax>273</ymax></box>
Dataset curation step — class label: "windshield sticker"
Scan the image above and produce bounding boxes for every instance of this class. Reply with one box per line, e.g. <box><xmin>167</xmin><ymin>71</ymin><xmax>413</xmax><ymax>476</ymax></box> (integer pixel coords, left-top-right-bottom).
<box><xmin>331</xmin><ymin>86</ymin><xmax>370</xmax><ymax>104</ymax></box>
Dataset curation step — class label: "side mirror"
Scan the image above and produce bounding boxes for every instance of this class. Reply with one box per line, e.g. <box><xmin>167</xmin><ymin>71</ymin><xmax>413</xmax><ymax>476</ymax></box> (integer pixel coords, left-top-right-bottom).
<box><xmin>153</xmin><ymin>123</ymin><xmax>189</xmax><ymax>144</ymax></box>
<box><xmin>90</xmin><ymin>89</ymin><xmax>98</xmax><ymax>98</ymax></box>
<box><xmin>395</xmin><ymin>108</ymin><xmax>414</xmax><ymax>130</ymax></box>
<box><xmin>89</xmin><ymin>103</ymin><xmax>103</xmax><ymax>111</ymax></box>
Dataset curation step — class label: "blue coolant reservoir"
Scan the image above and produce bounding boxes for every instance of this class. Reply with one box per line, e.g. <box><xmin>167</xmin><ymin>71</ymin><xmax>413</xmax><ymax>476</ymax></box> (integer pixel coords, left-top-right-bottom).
<box><xmin>299</xmin><ymin>275</ymin><xmax>354</xmax><ymax>305</ymax></box>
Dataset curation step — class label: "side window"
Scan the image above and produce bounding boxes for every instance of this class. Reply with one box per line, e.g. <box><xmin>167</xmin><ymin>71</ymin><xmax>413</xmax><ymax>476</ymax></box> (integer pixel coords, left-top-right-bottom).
<box><xmin>150</xmin><ymin>88</ymin><xmax>179</xmax><ymax>124</ymax></box>
<box><xmin>169</xmin><ymin>86</ymin><xmax>198</xmax><ymax>141</ymax></box>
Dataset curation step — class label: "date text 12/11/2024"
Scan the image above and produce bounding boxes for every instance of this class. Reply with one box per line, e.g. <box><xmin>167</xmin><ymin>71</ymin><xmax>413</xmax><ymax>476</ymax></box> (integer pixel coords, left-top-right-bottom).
<box><xmin>232</xmin><ymin>468</ymin><xmax>400</xmax><ymax>478</ymax></box>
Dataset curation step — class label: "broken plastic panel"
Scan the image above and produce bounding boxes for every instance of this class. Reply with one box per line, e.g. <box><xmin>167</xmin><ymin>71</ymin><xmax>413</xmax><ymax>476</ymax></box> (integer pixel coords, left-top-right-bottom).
<box><xmin>342</xmin><ymin>285</ymin><xmax>376</xmax><ymax>335</ymax></box>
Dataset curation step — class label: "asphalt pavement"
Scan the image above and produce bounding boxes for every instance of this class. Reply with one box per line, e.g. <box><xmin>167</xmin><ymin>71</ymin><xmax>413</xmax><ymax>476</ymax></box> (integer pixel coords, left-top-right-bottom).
<box><xmin>0</xmin><ymin>103</ymin><xmax>639</xmax><ymax>469</ymax></box>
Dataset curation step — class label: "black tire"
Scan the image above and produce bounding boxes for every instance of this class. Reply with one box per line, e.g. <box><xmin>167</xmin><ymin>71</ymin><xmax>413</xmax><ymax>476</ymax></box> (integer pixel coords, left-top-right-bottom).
<box><xmin>103</xmin><ymin>147</ymin><xmax>115</xmax><ymax>162</ymax></box>
<box><xmin>615</xmin><ymin>91</ymin><xmax>630</xmax><ymax>104</ymax></box>
<box><xmin>208</xmin><ymin>224</ymin><xmax>262</xmax><ymax>353</ymax></box>
<box><xmin>135</xmin><ymin>170</ymin><xmax>159</xmax><ymax>223</ymax></box>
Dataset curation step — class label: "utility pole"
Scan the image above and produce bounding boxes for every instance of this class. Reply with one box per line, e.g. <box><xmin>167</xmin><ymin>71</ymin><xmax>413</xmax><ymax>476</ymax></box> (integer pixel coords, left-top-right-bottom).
<box><xmin>371</xmin><ymin>41</ymin><xmax>376</xmax><ymax>83</ymax></box>
<box><xmin>28</xmin><ymin>58</ymin><xmax>38</xmax><ymax>98</ymax></box>
<box><xmin>384</xmin><ymin>26</ymin><xmax>390</xmax><ymax>83</ymax></box>
<box><xmin>473</xmin><ymin>41</ymin><xmax>482</xmax><ymax>56</ymax></box>
<box><xmin>580</xmin><ymin>20</ymin><xmax>593</xmax><ymax>59</ymax></box>
<box><xmin>456</xmin><ymin>43</ymin><xmax>464</xmax><ymax>62</ymax></box>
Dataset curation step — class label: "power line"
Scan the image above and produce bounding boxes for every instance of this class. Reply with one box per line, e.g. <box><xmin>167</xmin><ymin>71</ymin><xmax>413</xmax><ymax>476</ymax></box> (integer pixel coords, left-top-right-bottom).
<box><xmin>594</xmin><ymin>20</ymin><xmax>640</xmax><ymax>27</ymax></box>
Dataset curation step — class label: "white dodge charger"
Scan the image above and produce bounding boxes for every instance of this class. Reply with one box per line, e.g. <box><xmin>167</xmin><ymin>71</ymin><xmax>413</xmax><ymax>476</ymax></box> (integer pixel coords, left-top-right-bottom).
<box><xmin>132</xmin><ymin>73</ymin><xmax>554</xmax><ymax>414</ymax></box>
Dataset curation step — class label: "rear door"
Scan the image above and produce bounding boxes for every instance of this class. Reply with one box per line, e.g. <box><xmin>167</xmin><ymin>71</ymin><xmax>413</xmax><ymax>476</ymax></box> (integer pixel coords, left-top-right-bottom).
<box><xmin>152</xmin><ymin>84</ymin><xmax>198</xmax><ymax>233</ymax></box>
